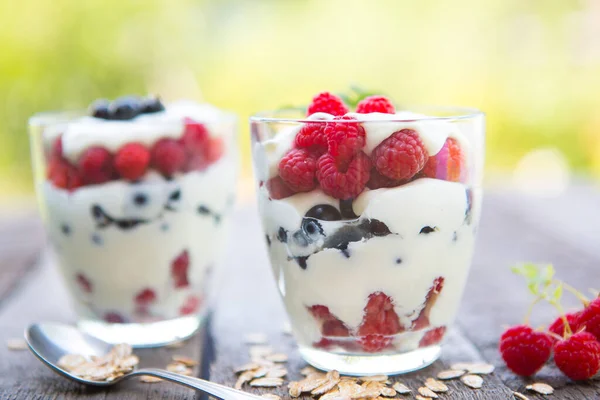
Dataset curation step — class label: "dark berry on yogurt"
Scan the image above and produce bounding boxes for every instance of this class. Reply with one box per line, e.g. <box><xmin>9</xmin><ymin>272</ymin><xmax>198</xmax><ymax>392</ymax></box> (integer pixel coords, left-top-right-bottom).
<box><xmin>109</xmin><ymin>96</ymin><xmax>141</xmax><ymax>120</ymax></box>
<box><xmin>305</xmin><ymin>204</ymin><xmax>342</xmax><ymax>221</ymax></box>
<box><xmin>90</xmin><ymin>99</ymin><xmax>111</xmax><ymax>119</ymax></box>
<box><xmin>140</xmin><ymin>96</ymin><xmax>165</xmax><ymax>114</ymax></box>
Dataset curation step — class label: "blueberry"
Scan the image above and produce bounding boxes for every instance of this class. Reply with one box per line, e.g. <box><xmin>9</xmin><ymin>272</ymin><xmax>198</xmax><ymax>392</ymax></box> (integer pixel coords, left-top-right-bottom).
<box><xmin>133</xmin><ymin>193</ymin><xmax>147</xmax><ymax>206</ymax></box>
<box><xmin>305</xmin><ymin>204</ymin><xmax>341</xmax><ymax>221</ymax></box>
<box><xmin>90</xmin><ymin>99</ymin><xmax>110</xmax><ymax>119</ymax></box>
<box><xmin>140</xmin><ymin>96</ymin><xmax>165</xmax><ymax>114</ymax></box>
<box><xmin>169</xmin><ymin>189</ymin><xmax>181</xmax><ymax>201</ymax></box>
<box><xmin>61</xmin><ymin>224</ymin><xmax>71</xmax><ymax>236</ymax></box>
<box><xmin>420</xmin><ymin>226</ymin><xmax>436</xmax><ymax>234</ymax></box>
<box><xmin>395</xmin><ymin>258</ymin><xmax>402</xmax><ymax>264</ymax></box>
<box><xmin>109</xmin><ymin>96</ymin><xmax>141</xmax><ymax>120</ymax></box>
<box><xmin>339</xmin><ymin>199</ymin><xmax>358</xmax><ymax>219</ymax></box>
<box><xmin>296</xmin><ymin>256</ymin><xmax>308</xmax><ymax>270</ymax></box>
<box><xmin>367</xmin><ymin>219</ymin><xmax>392</xmax><ymax>236</ymax></box>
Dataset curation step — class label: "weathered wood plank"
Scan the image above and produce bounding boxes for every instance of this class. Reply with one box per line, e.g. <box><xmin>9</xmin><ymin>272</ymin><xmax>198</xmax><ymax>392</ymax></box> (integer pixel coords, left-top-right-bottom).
<box><xmin>0</xmin><ymin>213</ymin><xmax>44</xmax><ymax>305</ymax></box>
<box><xmin>0</xmin><ymin>252</ymin><xmax>204</xmax><ymax>400</ymax></box>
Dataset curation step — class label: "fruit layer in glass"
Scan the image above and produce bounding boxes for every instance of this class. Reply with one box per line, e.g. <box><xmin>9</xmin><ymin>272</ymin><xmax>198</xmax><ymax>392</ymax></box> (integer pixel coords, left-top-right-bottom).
<box><xmin>250</xmin><ymin>93</ymin><xmax>484</xmax><ymax>375</ymax></box>
<box><xmin>29</xmin><ymin>97</ymin><xmax>237</xmax><ymax>347</ymax></box>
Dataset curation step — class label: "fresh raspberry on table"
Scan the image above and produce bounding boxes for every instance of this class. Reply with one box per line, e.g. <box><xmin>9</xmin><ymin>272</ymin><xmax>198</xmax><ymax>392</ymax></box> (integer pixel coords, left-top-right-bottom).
<box><xmin>577</xmin><ymin>297</ymin><xmax>600</xmax><ymax>341</ymax></box>
<box><xmin>278</xmin><ymin>149</ymin><xmax>317</xmax><ymax>192</ymax></box>
<box><xmin>422</xmin><ymin>137</ymin><xmax>465</xmax><ymax>182</ymax></box>
<box><xmin>359</xmin><ymin>334</ymin><xmax>392</xmax><ymax>353</ymax></box>
<box><xmin>554</xmin><ymin>331</ymin><xmax>600</xmax><ymax>380</ymax></box>
<box><xmin>266</xmin><ymin>176</ymin><xmax>296</xmax><ymax>200</ymax></box>
<box><xmin>180</xmin><ymin>295</ymin><xmax>202</xmax><ymax>315</ymax></box>
<box><xmin>114</xmin><ymin>143</ymin><xmax>150</xmax><ymax>181</ymax></box>
<box><xmin>76</xmin><ymin>273</ymin><xmax>92</xmax><ymax>293</ymax></box>
<box><xmin>316</xmin><ymin>152</ymin><xmax>371</xmax><ymax>199</ymax></box>
<box><xmin>151</xmin><ymin>138</ymin><xmax>186</xmax><ymax>176</ymax></box>
<box><xmin>358</xmin><ymin>292</ymin><xmax>403</xmax><ymax>337</ymax></box>
<box><xmin>171</xmin><ymin>250</ymin><xmax>190</xmax><ymax>288</ymax></box>
<box><xmin>548</xmin><ymin>311</ymin><xmax>582</xmax><ymax>339</ymax></box>
<box><xmin>325</xmin><ymin>116</ymin><xmax>366</xmax><ymax>165</ymax></box>
<box><xmin>295</xmin><ymin>122</ymin><xmax>328</xmax><ymax>155</ymax></box>
<box><xmin>371</xmin><ymin>129</ymin><xmax>427</xmax><ymax>181</ymax></box>
<box><xmin>307</xmin><ymin>92</ymin><xmax>349</xmax><ymax>117</ymax></box>
<box><xmin>355</xmin><ymin>95</ymin><xmax>396</xmax><ymax>114</ymax></box>
<box><xmin>135</xmin><ymin>288</ymin><xmax>157</xmax><ymax>306</ymax></box>
<box><xmin>366</xmin><ymin>168</ymin><xmax>403</xmax><ymax>189</ymax></box>
<box><xmin>308</xmin><ymin>305</ymin><xmax>350</xmax><ymax>337</ymax></box>
<box><xmin>499</xmin><ymin>325</ymin><xmax>553</xmax><ymax>376</ymax></box>
<box><xmin>419</xmin><ymin>326</ymin><xmax>447</xmax><ymax>347</ymax></box>
<box><xmin>78</xmin><ymin>146</ymin><xmax>114</xmax><ymax>185</ymax></box>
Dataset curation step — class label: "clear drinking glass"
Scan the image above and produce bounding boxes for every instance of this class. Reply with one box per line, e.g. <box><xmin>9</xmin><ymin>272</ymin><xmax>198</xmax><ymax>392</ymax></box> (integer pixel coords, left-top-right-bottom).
<box><xmin>29</xmin><ymin>102</ymin><xmax>237</xmax><ymax>347</ymax></box>
<box><xmin>250</xmin><ymin>107</ymin><xmax>484</xmax><ymax>375</ymax></box>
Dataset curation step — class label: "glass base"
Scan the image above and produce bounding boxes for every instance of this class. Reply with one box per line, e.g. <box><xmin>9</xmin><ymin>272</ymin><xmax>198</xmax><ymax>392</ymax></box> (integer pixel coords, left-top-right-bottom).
<box><xmin>299</xmin><ymin>345</ymin><xmax>441</xmax><ymax>376</ymax></box>
<box><xmin>78</xmin><ymin>314</ymin><xmax>203</xmax><ymax>348</ymax></box>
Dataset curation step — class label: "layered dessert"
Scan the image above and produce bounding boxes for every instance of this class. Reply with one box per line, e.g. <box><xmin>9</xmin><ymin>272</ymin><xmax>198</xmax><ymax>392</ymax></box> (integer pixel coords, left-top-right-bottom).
<box><xmin>252</xmin><ymin>92</ymin><xmax>482</xmax><ymax>356</ymax></box>
<box><xmin>32</xmin><ymin>96</ymin><xmax>236</xmax><ymax>325</ymax></box>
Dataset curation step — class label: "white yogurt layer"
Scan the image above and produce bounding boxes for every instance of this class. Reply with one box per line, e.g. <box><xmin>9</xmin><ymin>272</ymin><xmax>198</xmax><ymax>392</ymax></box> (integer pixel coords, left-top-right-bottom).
<box><xmin>47</xmin><ymin>100</ymin><xmax>233</xmax><ymax>164</ymax></box>
<box><xmin>41</xmin><ymin>154</ymin><xmax>236</xmax><ymax>322</ymax></box>
<box><xmin>258</xmin><ymin>178</ymin><xmax>481</xmax><ymax>352</ymax></box>
<box><xmin>255</xmin><ymin>111</ymin><xmax>468</xmax><ymax>182</ymax></box>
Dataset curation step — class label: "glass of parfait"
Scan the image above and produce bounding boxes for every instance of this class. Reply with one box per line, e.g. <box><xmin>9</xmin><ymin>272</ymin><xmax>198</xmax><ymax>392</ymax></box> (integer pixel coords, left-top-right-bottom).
<box><xmin>29</xmin><ymin>96</ymin><xmax>237</xmax><ymax>347</ymax></box>
<box><xmin>250</xmin><ymin>92</ymin><xmax>484</xmax><ymax>375</ymax></box>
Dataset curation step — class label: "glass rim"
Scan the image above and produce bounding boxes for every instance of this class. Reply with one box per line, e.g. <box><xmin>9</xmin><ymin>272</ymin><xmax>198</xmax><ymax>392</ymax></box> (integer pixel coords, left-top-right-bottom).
<box><xmin>250</xmin><ymin>105</ymin><xmax>484</xmax><ymax>124</ymax></box>
<box><xmin>28</xmin><ymin>108</ymin><xmax>238</xmax><ymax>127</ymax></box>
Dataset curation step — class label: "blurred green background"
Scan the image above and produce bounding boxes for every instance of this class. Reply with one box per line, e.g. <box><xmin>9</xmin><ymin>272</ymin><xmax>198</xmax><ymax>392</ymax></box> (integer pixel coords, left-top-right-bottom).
<box><xmin>1</xmin><ymin>0</ymin><xmax>600</xmax><ymax>200</ymax></box>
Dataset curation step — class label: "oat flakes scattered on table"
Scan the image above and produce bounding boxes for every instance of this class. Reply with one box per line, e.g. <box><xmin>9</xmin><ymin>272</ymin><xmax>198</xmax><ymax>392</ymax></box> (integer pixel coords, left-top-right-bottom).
<box><xmin>172</xmin><ymin>355</ymin><xmax>198</xmax><ymax>367</ymax></box>
<box><xmin>424</xmin><ymin>377</ymin><xmax>448</xmax><ymax>393</ymax></box>
<box><xmin>418</xmin><ymin>386</ymin><xmax>439</xmax><ymax>398</ymax></box>
<box><xmin>5</xmin><ymin>338</ymin><xmax>27</xmax><ymax>351</ymax></box>
<box><xmin>460</xmin><ymin>374</ymin><xmax>483</xmax><ymax>389</ymax></box>
<box><xmin>526</xmin><ymin>382</ymin><xmax>554</xmax><ymax>395</ymax></box>
<box><xmin>513</xmin><ymin>392</ymin><xmax>530</xmax><ymax>400</ymax></box>
<box><xmin>57</xmin><ymin>343</ymin><xmax>138</xmax><ymax>382</ymax></box>
<box><xmin>436</xmin><ymin>369</ymin><xmax>466</xmax><ymax>380</ymax></box>
<box><xmin>139</xmin><ymin>375</ymin><xmax>163</xmax><ymax>383</ymax></box>
<box><xmin>451</xmin><ymin>362</ymin><xmax>495</xmax><ymax>375</ymax></box>
<box><xmin>392</xmin><ymin>381</ymin><xmax>411</xmax><ymax>394</ymax></box>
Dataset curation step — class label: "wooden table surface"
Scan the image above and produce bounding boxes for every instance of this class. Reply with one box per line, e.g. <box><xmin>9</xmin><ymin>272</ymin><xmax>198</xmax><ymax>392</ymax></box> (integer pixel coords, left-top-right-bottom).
<box><xmin>1</xmin><ymin>185</ymin><xmax>600</xmax><ymax>400</ymax></box>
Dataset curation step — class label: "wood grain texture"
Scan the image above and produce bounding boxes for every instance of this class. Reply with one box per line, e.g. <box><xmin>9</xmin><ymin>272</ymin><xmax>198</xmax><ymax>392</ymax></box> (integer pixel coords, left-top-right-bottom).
<box><xmin>0</xmin><ymin>213</ymin><xmax>44</xmax><ymax>306</ymax></box>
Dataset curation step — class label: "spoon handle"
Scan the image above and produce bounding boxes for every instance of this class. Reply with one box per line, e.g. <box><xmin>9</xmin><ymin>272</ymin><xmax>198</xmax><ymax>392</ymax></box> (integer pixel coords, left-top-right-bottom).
<box><xmin>131</xmin><ymin>368</ymin><xmax>265</xmax><ymax>400</ymax></box>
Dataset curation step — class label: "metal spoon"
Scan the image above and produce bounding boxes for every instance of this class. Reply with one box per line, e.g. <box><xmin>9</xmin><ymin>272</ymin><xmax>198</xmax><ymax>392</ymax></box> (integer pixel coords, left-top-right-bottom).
<box><xmin>25</xmin><ymin>323</ymin><xmax>264</xmax><ymax>400</ymax></box>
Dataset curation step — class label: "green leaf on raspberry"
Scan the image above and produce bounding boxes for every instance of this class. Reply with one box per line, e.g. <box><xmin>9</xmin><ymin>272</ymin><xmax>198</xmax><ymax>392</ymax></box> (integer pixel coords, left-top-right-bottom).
<box><xmin>552</xmin><ymin>283</ymin><xmax>563</xmax><ymax>303</ymax></box>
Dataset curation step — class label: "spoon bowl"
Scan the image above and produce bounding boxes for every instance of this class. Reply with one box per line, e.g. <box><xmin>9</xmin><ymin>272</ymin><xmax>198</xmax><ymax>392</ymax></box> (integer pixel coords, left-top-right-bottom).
<box><xmin>25</xmin><ymin>323</ymin><xmax>266</xmax><ymax>399</ymax></box>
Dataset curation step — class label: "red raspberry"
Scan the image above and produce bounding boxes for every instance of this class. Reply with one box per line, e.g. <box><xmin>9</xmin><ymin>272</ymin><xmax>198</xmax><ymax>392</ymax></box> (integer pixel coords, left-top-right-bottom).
<box><xmin>48</xmin><ymin>157</ymin><xmax>82</xmax><ymax>190</ymax></box>
<box><xmin>422</xmin><ymin>138</ymin><xmax>465</xmax><ymax>182</ymax></box>
<box><xmin>114</xmin><ymin>143</ymin><xmax>150</xmax><ymax>181</ymax></box>
<box><xmin>366</xmin><ymin>168</ymin><xmax>403</xmax><ymax>189</ymax></box>
<box><xmin>325</xmin><ymin>116</ymin><xmax>366</xmax><ymax>164</ymax></box>
<box><xmin>151</xmin><ymin>138</ymin><xmax>186</xmax><ymax>176</ymax></box>
<box><xmin>180</xmin><ymin>295</ymin><xmax>202</xmax><ymax>315</ymax></box>
<box><xmin>372</xmin><ymin>129</ymin><xmax>427</xmax><ymax>181</ymax></box>
<box><xmin>308</xmin><ymin>305</ymin><xmax>350</xmax><ymax>337</ymax></box>
<box><xmin>171</xmin><ymin>250</ymin><xmax>190</xmax><ymax>288</ymax></box>
<box><xmin>207</xmin><ymin>137</ymin><xmax>224</xmax><ymax>163</ymax></box>
<box><xmin>52</xmin><ymin>136</ymin><xmax>63</xmax><ymax>158</ymax></box>
<box><xmin>359</xmin><ymin>334</ymin><xmax>392</xmax><ymax>353</ymax></box>
<box><xmin>266</xmin><ymin>176</ymin><xmax>296</xmax><ymax>200</ymax></box>
<box><xmin>103</xmin><ymin>312</ymin><xmax>125</xmax><ymax>323</ymax></box>
<box><xmin>499</xmin><ymin>325</ymin><xmax>553</xmax><ymax>376</ymax></box>
<box><xmin>554</xmin><ymin>331</ymin><xmax>600</xmax><ymax>380</ymax></box>
<box><xmin>419</xmin><ymin>326</ymin><xmax>447</xmax><ymax>347</ymax></box>
<box><xmin>577</xmin><ymin>297</ymin><xmax>600</xmax><ymax>341</ymax></box>
<box><xmin>295</xmin><ymin>123</ymin><xmax>328</xmax><ymax>155</ymax></box>
<box><xmin>76</xmin><ymin>273</ymin><xmax>92</xmax><ymax>293</ymax></box>
<box><xmin>412</xmin><ymin>277</ymin><xmax>445</xmax><ymax>330</ymax></box>
<box><xmin>181</xmin><ymin>118</ymin><xmax>210</xmax><ymax>155</ymax></box>
<box><xmin>278</xmin><ymin>149</ymin><xmax>317</xmax><ymax>192</ymax></box>
<box><xmin>356</xmin><ymin>95</ymin><xmax>396</xmax><ymax>114</ymax></box>
<box><xmin>358</xmin><ymin>292</ymin><xmax>402</xmax><ymax>337</ymax></box>
<box><xmin>135</xmin><ymin>288</ymin><xmax>157</xmax><ymax>306</ymax></box>
<box><xmin>549</xmin><ymin>312</ymin><xmax>582</xmax><ymax>339</ymax></box>
<box><xmin>307</xmin><ymin>92</ymin><xmax>348</xmax><ymax>117</ymax></box>
<box><xmin>316</xmin><ymin>152</ymin><xmax>371</xmax><ymax>200</ymax></box>
<box><xmin>78</xmin><ymin>146</ymin><xmax>114</xmax><ymax>185</ymax></box>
